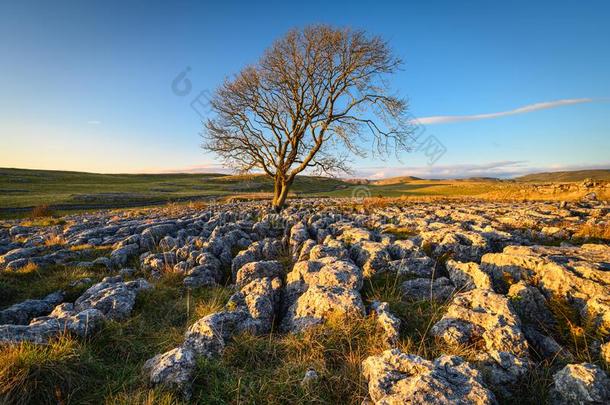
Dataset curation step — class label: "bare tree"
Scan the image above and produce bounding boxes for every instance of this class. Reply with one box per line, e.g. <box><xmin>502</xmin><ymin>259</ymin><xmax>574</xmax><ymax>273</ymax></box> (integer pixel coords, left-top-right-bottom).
<box><xmin>203</xmin><ymin>25</ymin><xmax>413</xmax><ymax>211</ymax></box>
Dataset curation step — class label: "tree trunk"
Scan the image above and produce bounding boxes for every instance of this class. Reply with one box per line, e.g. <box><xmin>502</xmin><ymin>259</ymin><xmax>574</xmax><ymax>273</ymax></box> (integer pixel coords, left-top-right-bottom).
<box><xmin>272</xmin><ymin>176</ymin><xmax>290</xmax><ymax>212</ymax></box>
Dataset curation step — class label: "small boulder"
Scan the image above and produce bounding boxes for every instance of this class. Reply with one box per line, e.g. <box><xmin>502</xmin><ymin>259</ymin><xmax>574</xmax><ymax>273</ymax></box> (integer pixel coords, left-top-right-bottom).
<box><xmin>550</xmin><ymin>363</ymin><xmax>610</xmax><ymax>404</ymax></box>
<box><xmin>362</xmin><ymin>349</ymin><xmax>497</xmax><ymax>404</ymax></box>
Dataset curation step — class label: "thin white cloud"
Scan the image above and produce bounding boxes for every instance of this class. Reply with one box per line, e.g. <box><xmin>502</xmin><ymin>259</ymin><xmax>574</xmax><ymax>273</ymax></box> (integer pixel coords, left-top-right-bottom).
<box><xmin>87</xmin><ymin>120</ymin><xmax>101</xmax><ymax>125</ymax></box>
<box><xmin>415</xmin><ymin>98</ymin><xmax>596</xmax><ymax>125</ymax></box>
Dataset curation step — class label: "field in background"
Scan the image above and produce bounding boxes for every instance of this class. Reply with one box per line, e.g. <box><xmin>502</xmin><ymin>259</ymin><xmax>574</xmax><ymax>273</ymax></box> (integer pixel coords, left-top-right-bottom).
<box><xmin>1</xmin><ymin>167</ymin><xmax>609</xmax><ymax>218</ymax></box>
<box><xmin>0</xmin><ymin>168</ymin><xmax>344</xmax><ymax>216</ymax></box>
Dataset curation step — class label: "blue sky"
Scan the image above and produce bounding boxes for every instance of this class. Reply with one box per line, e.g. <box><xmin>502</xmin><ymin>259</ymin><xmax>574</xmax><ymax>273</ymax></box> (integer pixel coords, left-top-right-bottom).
<box><xmin>1</xmin><ymin>0</ymin><xmax>609</xmax><ymax>178</ymax></box>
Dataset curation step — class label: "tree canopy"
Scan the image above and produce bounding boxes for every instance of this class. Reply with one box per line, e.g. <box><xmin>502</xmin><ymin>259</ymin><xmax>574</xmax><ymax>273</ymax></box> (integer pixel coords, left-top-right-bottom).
<box><xmin>202</xmin><ymin>25</ymin><xmax>413</xmax><ymax>209</ymax></box>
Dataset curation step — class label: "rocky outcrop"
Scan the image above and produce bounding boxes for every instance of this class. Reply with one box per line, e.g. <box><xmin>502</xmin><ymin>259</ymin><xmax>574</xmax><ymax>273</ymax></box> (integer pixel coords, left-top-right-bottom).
<box><xmin>183</xmin><ymin>253</ymin><xmax>223</xmax><ymax>288</ymax></box>
<box><xmin>431</xmin><ymin>289</ymin><xmax>530</xmax><ymax>392</ymax></box>
<box><xmin>363</xmin><ymin>349</ymin><xmax>497</xmax><ymax>404</ymax></box>
<box><xmin>481</xmin><ymin>244</ymin><xmax>610</xmax><ymax>333</ymax></box>
<box><xmin>145</xmin><ymin>260</ymin><xmax>283</xmax><ymax>395</ymax></box>
<box><xmin>1</xmin><ymin>198</ymin><xmax>609</xmax><ymax>401</ymax></box>
<box><xmin>231</xmin><ymin>238</ymin><xmax>282</xmax><ymax>279</ymax></box>
<box><xmin>416</xmin><ymin>226</ymin><xmax>491</xmax><ymax>262</ymax></box>
<box><xmin>234</xmin><ymin>260</ymin><xmax>283</xmax><ymax>287</ymax></box>
<box><xmin>507</xmin><ymin>281</ymin><xmax>573</xmax><ymax>361</ymax></box>
<box><xmin>0</xmin><ymin>277</ymin><xmax>150</xmax><ymax>344</ymax></box>
<box><xmin>351</xmin><ymin>241</ymin><xmax>391</xmax><ymax>276</ymax></box>
<box><xmin>143</xmin><ymin>346</ymin><xmax>197</xmax><ymax>396</ymax></box>
<box><xmin>0</xmin><ymin>291</ymin><xmax>64</xmax><ymax>325</ymax></box>
<box><xmin>281</xmin><ymin>256</ymin><xmax>365</xmax><ymax>332</ymax></box>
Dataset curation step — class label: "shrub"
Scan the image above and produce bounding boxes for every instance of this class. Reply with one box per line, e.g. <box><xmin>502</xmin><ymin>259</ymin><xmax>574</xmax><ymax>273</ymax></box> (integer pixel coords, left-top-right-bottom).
<box><xmin>30</xmin><ymin>204</ymin><xmax>54</xmax><ymax>218</ymax></box>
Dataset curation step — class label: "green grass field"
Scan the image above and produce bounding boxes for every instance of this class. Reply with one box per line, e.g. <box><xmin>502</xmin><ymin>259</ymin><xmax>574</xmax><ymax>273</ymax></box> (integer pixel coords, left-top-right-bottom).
<box><xmin>0</xmin><ymin>168</ymin><xmax>501</xmax><ymax>214</ymax></box>
<box><xmin>0</xmin><ymin>168</ymin><xmax>347</xmax><ymax>215</ymax></box>
<box><xmin>2</xmin><ymin>167</ymin><xmax>607</xmax><ymax>218</ymax></box>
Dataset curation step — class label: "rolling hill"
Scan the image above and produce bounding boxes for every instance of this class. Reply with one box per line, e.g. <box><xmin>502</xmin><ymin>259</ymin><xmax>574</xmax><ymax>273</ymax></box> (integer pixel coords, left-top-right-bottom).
<box><xmin>0</xmin><ymin>168</ymin><xmax>349</xmax><ymax>214</ymax></box>
<box><xmin>2</xmin><ymin>167</ymin><xmax>608</xmax><ymax>217</ymax></box>
<box><xmin>515</xmin><ymin>169</ymin><xmax>610</xmax><ymax>183</ymax></box>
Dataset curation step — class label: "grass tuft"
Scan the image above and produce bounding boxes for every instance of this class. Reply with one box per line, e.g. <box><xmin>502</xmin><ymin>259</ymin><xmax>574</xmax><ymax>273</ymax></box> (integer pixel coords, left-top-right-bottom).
<box><xmin>191</xmin><ymin>315</ymin><xmax>387</xmax><ymax>404</ymax></box>
<box><xmin>0</xmin><ymin>264</ymin><xmax>103</xmax><ymax>308</ymax></box>
<box><xmin>0</xmin><ymin>336</ymin><xmax>95</xmax><ymax>405</ymax></box>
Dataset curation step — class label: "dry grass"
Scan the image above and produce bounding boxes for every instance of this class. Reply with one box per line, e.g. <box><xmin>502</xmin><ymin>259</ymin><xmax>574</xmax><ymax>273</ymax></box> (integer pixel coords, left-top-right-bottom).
<box><xmin>105</xmin><ymin>389</ymin><xmax>184</xmax><ymax>405</ymax></box>
<box><xmin>0</xmin><ymin>263</ymin><xmax>103</xmax><ymax>308</ymax></box>
<box><xmin>481</xmin><ymin>186</ymin><xmax>610</xmax><ymax>202</ymax></box>
<box><xmin>158</xmin><ymin>202</ymin><xmax>188</xmax><ymax>217</ymax></box>
<box><xmin>573</xmin><ymin>222</ymin><xmax>610</xmax><ymax>242</ymax></box>
<box><xmin>546</xmin><ymin>296</ymin><xmax>598</xmax><ymax>364</ymax></box>
<box><xmin>12</xmin><ymin>261</ymin><xmax>40</xmax><ymax>274</ymax></box>
<box><xmin>44</xmin><ymin>234</ymin><xmax>66</xmax><ymax>247</ymax></box>
<box><xmin>0</xmin><ymin>273</ymin><xmax>233</xmax><ymax>405</ymax></box>
<box><xmin>21</xmin><ymin>217</ymin><xmax>66</xmax><ymax>227</ymax></box>
<box><xmin>189</xmin><ymin>286</ymin><xmax>234</xmax><ymax>322</ymax></box>
<box><xmin>186</xmin><ymin>200</ymin><xmax>208</xmax><ymax>211</ymax></box>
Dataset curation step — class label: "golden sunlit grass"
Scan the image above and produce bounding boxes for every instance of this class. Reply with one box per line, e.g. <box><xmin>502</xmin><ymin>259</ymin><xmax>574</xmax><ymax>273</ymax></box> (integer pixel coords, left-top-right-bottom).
<box><xmin>0</xmin><ymin>271</ymin><xmax>235</xmax><ymax>405</ymax></box>
<box><xmin>13</xmin><ymin>261</ymin><xmax>40</xmax><ymax>274</ymax></box>
<box><xmin>383</xmin><ymin>225</ymin><xmax>419</xmax><ymax>240</ymax></box>
<box><xmin>44</xmin><ymin>234</ymin><xmax>66</xmax><ymax>247</ymax></box>
<box><xmin>481</xmin><ymin>187</ymin><xmax>610</xmax><ymax>202</ymax></box>
<box><xmin>189</xmin><ymin>286</ymin><xmax>234</xmax><ymax>322</ymax></box>
<box><xmin>20</xmin><ymin>217</ymin><xmax>66</xmax><ymax>227</ymax></box>
<box><xmin>546</xmin><ymin>296</ymin><xmax>599</xmax><ymax>364</ymax></box>
<box><xmin>186</xmin><ymin>200</ymin><xmax>208</xmax><ymax>211</ymax></box>
<box><xmin>105</xmin><ymin>388</ymin><xmax>184</xmax><ymax>405</ymax></box>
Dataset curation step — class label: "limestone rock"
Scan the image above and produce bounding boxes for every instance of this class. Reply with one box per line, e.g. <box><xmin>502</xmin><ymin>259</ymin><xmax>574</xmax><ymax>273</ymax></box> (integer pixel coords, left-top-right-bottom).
<box><xmin>550</xmin><ymin>363</ymin><xmax>610</xmax><ymax>404</ymax></box>
<box><xmin>110</xmin><ymin>243</ymin><xmax>139</xmax><ymax>267</ymax></box>
<box><xmin>281</xmin><ymin>285</ymin><xmax>365</xmax><ymax>332</ymax></box>
<box><xmin>370</xmin><ymin>301</ymin><xmax>400</xmax><ymax>345</ymax></box>
<box><xmin>0</xmin><ymin>291</ymin><xmax>64</xmax><ymax>325</ymax></box>
<box><xmin>234</xmin><ymin>260</ymin><xmax>283</xmax><ymax>287</ymax></box>
<box><xmin>74</xmin><ymin>277</ymin><xmax>151</xmax><ymax>320</ymax></box>
<box><xmin>362</xmin><ymin>349</ymin><xmax>497</xmax><ymax>404</ymax></box>
<box><xmin>432</xmin><ymin>289</ymin><xmax>529</xmax><ymax>357</ymax></box>
<box><xmin>143</xmin><ymin>347</ymin><xmax>197</xmax><ymax>397</ymax></box>
<box><xmin>481</xmin><ymin>244</ymin><xmax>610</xmax><ymax>332</ymax></box>
<box><xmin>446</xmin><ymin>260</ymin><xmax>492</xmax><ymax>292</ymax></box>
<box><xmin>351</xmin><ymin>241</ymin><xmax>391</xmax><ymax>276</ymax></box>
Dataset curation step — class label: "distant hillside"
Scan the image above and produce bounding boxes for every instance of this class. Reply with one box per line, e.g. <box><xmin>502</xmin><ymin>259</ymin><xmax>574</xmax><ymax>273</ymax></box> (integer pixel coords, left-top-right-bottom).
<box><xmin>515</xmin><ymin>169</ymin><xmax>610</xmax><ymax>183</ymax></box>
<box><xmin>454</xmin><ymin>177</ymin><xmax>502</xmax><ymax>182</ymax></box>
<box><xmin>3</xmin><ymin>166</ymin><xmax>609</xmax><ymax>217</ymax></box>
<box><xmin>370</xmin><ymin>176</ymin><xmax>422</xmax><ymax>185</ymax></box>
<box><xmin>0</xmin><ymin>167</ymin><xmax>349</xmax><ymax>214</ymax></box>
